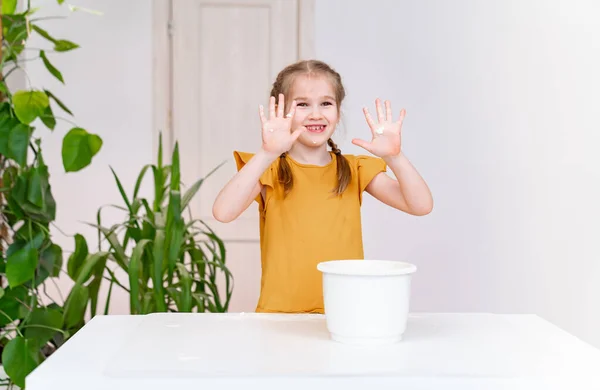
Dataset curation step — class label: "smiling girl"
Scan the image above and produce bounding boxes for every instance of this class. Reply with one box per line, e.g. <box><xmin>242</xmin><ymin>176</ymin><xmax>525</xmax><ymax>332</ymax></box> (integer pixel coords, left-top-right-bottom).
<box><xmin>212</xmin><ymin>60</ymin><xmax>433</xmax><ymax>314</ymax></box>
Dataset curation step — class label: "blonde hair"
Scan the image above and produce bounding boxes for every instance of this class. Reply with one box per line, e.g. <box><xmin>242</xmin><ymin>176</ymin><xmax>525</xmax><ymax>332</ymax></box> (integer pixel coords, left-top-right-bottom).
<box><xmin>271</xmin><ymin>59</ymin><xmax>351</xmax><ymax>196</ymax></box>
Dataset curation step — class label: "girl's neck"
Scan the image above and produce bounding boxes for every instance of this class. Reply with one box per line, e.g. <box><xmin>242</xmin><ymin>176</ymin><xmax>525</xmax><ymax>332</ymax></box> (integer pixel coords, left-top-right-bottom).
<box><xmin>288</xmin><ymin>143</ymin><xmax>332</xmax><ymax>166</ymax></box>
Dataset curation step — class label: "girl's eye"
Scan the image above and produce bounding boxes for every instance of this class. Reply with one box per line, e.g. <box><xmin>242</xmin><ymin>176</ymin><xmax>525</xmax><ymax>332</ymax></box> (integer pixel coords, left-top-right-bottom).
<box><xmin>322</xmin><ymin>102</ymin><xmax>333</xmax><ymax>106</ymax></box>
<box><xmin>297</xmin><ymin>103</ymin><xmax>308</xmax><ymax>107</ymax></box>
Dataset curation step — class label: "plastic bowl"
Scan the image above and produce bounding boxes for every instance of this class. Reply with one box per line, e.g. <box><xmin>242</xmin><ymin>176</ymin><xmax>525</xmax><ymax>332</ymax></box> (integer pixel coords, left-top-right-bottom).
<box><xmin>317</xmin><ymin>259</ymin><xmax>417</xmax><ymax>345</ymax></box>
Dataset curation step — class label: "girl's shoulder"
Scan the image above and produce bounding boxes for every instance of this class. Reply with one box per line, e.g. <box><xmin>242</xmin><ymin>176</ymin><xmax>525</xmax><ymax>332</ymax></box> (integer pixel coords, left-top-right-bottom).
<box><xmin>341</xmin><ymin>153</ymin><xmax>387</xmax><ymax>172</ymax></box>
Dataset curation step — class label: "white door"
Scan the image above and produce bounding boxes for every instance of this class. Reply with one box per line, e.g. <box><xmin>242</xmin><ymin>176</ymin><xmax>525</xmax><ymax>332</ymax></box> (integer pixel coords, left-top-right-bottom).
<box><xmin>165</xmin><ymin>0</ymin><xmax>314</xmax><ymax>312</ymax></box>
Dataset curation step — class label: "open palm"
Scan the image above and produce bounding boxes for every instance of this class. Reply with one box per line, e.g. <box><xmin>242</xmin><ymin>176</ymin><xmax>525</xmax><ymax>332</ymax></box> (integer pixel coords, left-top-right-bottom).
<box><xmin>260</xmin><ymin>94</ymin><xmax>305</xmax><ymax>155</ymax></box>
<box><xmin>352</xmin><ymin>98</ymin><xmax>405</xmax><ymax>158</ymax></box>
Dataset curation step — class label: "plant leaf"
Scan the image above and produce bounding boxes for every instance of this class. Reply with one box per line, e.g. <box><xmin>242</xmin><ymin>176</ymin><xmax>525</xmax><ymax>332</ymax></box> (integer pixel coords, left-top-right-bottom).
<box><xmin>6</xmin><ymin>247</ymin><xmax>39</xmax><ymax>288</ymax></box>
<box><xmin>67</xmin><ymin>234</ymin><xmax>89</xmax><ymax>281</ymax></box>
<box><xmin>93</xmin><ymin>224</ymin><xmax>128</xmax><ymax>271</ymax></box>
<box><xmin>44</xmin><ymin>90</ymin><xmax>73</xmax><ymax>115</ymax></box>
<box><xmin>133</xmin><ymin>164</ymin><xmax>151</xmax><ymax>200</ymax></box>
<box><xmin>40</xmin><ymin>103</ymin><xmax>57</xmax><ymax>130</ymax></box>
<box><xmin>27</xmin><ymin>167</ymin><xmax>44</xmax><ymax>208</ymax></box>
<box><xmin>1</xmin><ymin>14</ymin><xmax>28</xmax><ymax>59</ymax></box>
<box><xmin>170</xmin><ymin>142</ymin><xmax>180</xmax><ymax>191</ymax></box>
<box><xmin>40</xmin><ymin>50</ymin><xmax>65</xmax><ymax>83</ymax></box>
<box><xmin>152</xmin><ymin>229</ymin><xmax>167</xmax><ymax>312</ymax></box>
<box><xmin>63</xmin><ymin>284</ymin><xmax>89</xmax><ymax>328</ymax></box>
<box><xmin>24</xmin><ymin>308</ymin><xmax>64</xmax><ymax>347</ymax></box>
<box><xmin>54</xmin><ymin>39</ymin><xmax>79</xmax><ymax>52</ymax></box>
<box><xmin>62</xmin><ymin>127</ymin><xmax>103</xmax><ymax>172</ymax></box>
<box><xmin>2</xmin><ymin>0</ymin><xmax>17</xmax><ymax>15</ymax></box>
<box><xmin>13</xmin><ymin>90</ymin><xmax>49</xmax><ymax>124</ymax></box>
<box><xmin>74</xmin><ymin>252</ymin><xmax>110</xmax><ymax>285</ymax></box>
<box><xmin>1</xmin><ymin>337</ymin><xmax>41</xmax><ymax>388</ymax></box>
<box><xmin>8</xmin><ymin>124</ymin><xmax>32</xmax><ymax>166</ymax></box>
<box><xmin>0</xmin><ymin>286</ymin><xmax>29</xmax><ymax>326</ymax></box>
<box><xmin>128</xmin><ymin>239</ymin><xmax>152</xmax><ymax>314</ymax></box>
<box><xmin>32</xmin><ymin>25</ymin><xmax>57</xmax><ymax>43</ymax></box>
<box><xmin>36</xmin><ymin>243</ymin><xmax>63</xmax><ymax>286</ymax></box>
<box><xmin>176</xmin><ymin>263</ymin><xmax>192</xmax><ymax>312</ymax></box>
<box><xmin>87</xmin><ymin>254</ymin><xmax>108</xmax><ymax>318</ymax></box>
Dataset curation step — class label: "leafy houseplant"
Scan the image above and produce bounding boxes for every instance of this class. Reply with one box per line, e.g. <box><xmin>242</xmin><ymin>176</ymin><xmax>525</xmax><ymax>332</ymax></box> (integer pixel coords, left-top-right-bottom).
<box><xmin>0</xmin><ymin>1</ymin><xmax>104</xmax><ymax>388</ymax></box>
<box><xmin>94</xmin><ymin>135</ymin><xmax>233</xmax><ymax>315</ymax></box>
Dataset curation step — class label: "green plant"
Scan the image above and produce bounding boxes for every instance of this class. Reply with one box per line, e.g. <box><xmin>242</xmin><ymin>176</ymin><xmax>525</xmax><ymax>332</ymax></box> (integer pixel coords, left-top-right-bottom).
<box><xmin>0</xmin><ymin>2</ymin><xmax>104</xmax><ymax>388</ymax></box>
<box><xmin>94</xmin><ymin>135</ymin><xmax>233</xmax><ymax>315</ymax></box>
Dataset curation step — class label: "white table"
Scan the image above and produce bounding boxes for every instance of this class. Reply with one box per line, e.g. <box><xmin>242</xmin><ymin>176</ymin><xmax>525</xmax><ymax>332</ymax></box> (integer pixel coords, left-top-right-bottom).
<box><xmin>27</xmin><ymin>312</ymin><xmax>600</xmax><ymax>389</ymax></box>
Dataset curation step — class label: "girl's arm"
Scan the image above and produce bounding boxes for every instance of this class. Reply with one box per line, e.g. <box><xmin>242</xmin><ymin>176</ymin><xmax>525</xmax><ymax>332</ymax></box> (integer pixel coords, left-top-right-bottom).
<box><xmin>365</xmin><ymin>153</ymin><xmax>433</xmax><ymax>216</ymax></box>
<box><xmin>212</xmin><ymin>94</ymin><xmax>304</xmax><ymax>223</ymax></box>
<box><xmin>212</xmin><ymin>149</ymin><xmax>277</xmax><ymax>223</ymax></box>
<box><xmin>352</xmin><ymin>99</ymin><xmax>433</xmax><ymax>216</ymax></box>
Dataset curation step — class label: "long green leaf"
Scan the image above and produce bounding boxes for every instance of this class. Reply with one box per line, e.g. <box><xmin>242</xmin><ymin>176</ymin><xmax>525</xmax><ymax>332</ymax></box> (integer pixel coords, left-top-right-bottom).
<box><xmin>63</xmin><ymin>284</ymin><xmax>89</xmax><ymax>328</ymax></box>
<box><xmin>91</xmin><ymin>224</ymin><xmax>129</xmax><ymax>272</ymax></box>
<box><xmin>176</xmin><ymin>263</ymin><xmax>192</xmax><ymax>312</ymax></box>
<box><xmin>170</xmin><ymin>142</ymin><xmax>180</xmax><ymax>191</ymax></box>
<box><xmin>151</xmin><ymin>166</ymin><xmax>164</xmax><ymax>212</ymax></box>
<box><xmin>74</xmin><ymin>252</ymin><xmax>109</xmax><ymax>285</ymax></box>
<box><xmin>110</xmin><ymin>166</ymin><xmax>133</xmax><ymax>213</ymax></box>
<box><xmin>164</xmin><ymin>190</ymin><xmax>183</xmax><ymax>282</ymax></box>
<box><xmin>88</xmin><ymin>254</ymin><xmax>109</xmax><ymax>317</ymax></box>
<box><xmin>133</xmin><ymin>164</ymin><xmax>151</xmax><ymax>200</ymax></box>
<box><xmin>182</xmin><ymin>160</ymin><xmax>226</xmax><ymax>209</ymax></box>
<box><xmin>152</xmin><ymin>230</ymin><xmax>166</xmax><ymax>312</ymax></box>
<box><xmin>103</xmin><ymin>276</ymin><xmax>115</xmax><ymax>315</ymax></box>
<box><xmin>128</xmin><ymin>239</ymin><xmax>151</xmax><ymax>314</ymax></box>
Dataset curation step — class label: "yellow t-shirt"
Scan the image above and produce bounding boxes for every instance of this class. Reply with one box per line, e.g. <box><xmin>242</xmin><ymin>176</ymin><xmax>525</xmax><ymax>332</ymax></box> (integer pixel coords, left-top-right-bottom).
<box><xmin>233</xmin><ymin>151</ymin><xmax>387</xmax><ymax>314</ymax></box>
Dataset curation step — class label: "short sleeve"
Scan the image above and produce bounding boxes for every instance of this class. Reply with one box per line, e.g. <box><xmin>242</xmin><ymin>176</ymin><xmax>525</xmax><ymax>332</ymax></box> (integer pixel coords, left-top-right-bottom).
<box><xmin>356</xmin><ymin>155</ymin><xmax>387</xmax><ymax>203</ymax></box>
<box><xmin>233</xmin><ymin>151</ymin><xmax>275</xmax><ymax>209</ymax></box>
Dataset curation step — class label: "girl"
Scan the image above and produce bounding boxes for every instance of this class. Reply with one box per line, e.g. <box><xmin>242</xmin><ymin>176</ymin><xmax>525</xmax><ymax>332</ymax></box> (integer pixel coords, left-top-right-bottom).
<box><xmin>212</xmin><ymin>60</ymin><xmax>433</xmax><ymax>314</ymax></box>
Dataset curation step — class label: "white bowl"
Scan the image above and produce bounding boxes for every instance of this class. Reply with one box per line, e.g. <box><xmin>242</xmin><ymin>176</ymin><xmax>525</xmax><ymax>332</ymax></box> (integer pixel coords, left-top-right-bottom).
<box><xmin>317</xmin><ymin>259</ymin><xmax>417</xmax><ymax>345</ymax></box>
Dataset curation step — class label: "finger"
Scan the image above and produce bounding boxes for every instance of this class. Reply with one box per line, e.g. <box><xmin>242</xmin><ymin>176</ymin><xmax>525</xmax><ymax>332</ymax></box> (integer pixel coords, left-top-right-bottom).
<box><xmin>277</xmin><ymin>93</ymin><xmax>285</xmax><ymax>117</ymax></box>
<box><xmin>363</xmin><ymin>107</ymin><xmax>377</xmax><ymax>134</ymax></box>
<box><xmin>398</xmin><ymin>108</ymin><xmax>406</xmax><ymax>125</ymax></box>
<box><xmin>286</xmin><ymin>100</ymin><xmax>297</xmax><ymax>119</ymax></box>
<box><xmin>291</xmin><ymin>126</ymin><xmax>307</xmax><ymax>142</ymax></box>
<box><xmin>375</xmin><ymin>98</ymin><xmax>385</xmax><ymax>123</ymax></box>
<box><xmin>259</xmin><ymin>105</ymin><xmax>268</xmax><ymax>128</ymax></box>
<box><xmin>352</xmin><ymin>138</ymin><xmax>375</xmax><ymax>154</ymax></box>
<box><xmin>385</xmin><ymin>100</ymin><xmax>392</xmax><ymax>122</ymax></box>
<box><xmin>269</xmin><ymin>96</ymin><xmax>276</xmax><ymax>119</ymax></box>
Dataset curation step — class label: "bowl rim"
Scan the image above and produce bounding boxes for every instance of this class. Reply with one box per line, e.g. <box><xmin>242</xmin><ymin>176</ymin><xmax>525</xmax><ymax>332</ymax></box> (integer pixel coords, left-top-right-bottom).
<box><xmin>316</xmin><ymin>259</ymin><xmax>417</xmax><ymax>276</ymax></box>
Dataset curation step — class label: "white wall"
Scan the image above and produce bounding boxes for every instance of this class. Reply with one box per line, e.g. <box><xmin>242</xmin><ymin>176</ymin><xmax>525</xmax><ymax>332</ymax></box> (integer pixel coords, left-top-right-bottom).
<box><xmin>316</xmin><ymin>0</ymin><xmax>600</xmax><ymax>347</ymax></box>
<box><xmin>18</xmin><ymin>0</ymin><xmax>600</xmax><ymax>349</ymax></box>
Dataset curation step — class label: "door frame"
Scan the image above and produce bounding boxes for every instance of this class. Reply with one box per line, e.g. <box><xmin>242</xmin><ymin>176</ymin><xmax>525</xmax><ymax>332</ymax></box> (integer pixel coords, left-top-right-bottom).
<box><xmin>151</xmin><ymin>0</ymin><xmax>316</xmax><ymax>164</ymax></box>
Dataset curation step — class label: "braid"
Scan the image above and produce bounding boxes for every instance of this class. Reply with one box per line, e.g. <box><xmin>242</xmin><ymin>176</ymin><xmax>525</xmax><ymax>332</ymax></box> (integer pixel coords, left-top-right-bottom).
<box><xmin>327</xmin><ymin>138</ymin><xmax>351</xmax><ymax>195</ymax></box>
<box><xmin>278</xmin><ymin>152</ymin><xmax>293</xmax><ymax>195</ymax></box>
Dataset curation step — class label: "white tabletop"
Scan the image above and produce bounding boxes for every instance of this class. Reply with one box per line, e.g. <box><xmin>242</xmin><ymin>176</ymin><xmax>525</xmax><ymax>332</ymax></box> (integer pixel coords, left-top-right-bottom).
<box><xmin>27</xmin><ymin>312</ymin><xmax>600</xmax><ymax>389</ymax></box>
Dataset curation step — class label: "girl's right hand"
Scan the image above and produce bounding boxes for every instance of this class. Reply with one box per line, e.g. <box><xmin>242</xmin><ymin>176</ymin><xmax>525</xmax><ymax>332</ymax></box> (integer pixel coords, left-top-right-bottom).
<box><xmin>259</xmin><ymin>93</ymin><xmax>306</xmax><ymax>156</ymax></box>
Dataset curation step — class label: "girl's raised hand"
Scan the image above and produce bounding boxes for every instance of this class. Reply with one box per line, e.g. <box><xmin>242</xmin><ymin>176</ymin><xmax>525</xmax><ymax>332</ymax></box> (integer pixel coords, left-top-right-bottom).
<box><xmin>259</xmin><ymin>94</ymin><xmax>306</xmax><ymax>156</ymax></box>
<box><xmin>352</xmin><ymin>98</ymin><xmax>405</xmax><ymax>158</ymax></box>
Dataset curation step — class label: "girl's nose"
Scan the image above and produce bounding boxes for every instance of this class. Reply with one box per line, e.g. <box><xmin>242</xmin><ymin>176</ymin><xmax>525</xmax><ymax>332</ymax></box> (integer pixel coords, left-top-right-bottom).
<box><xmin>308</xmin><ymin>107</ymin><xmax>323</xmax><ymax>119</ymax></box>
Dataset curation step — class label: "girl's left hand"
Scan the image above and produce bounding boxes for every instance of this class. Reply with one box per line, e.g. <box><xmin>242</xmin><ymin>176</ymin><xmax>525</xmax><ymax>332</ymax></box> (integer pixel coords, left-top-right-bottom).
<box><xmin>352</xmin><ymin>98</ymin><xmax>405</xmax><ymax>158</ymax></box>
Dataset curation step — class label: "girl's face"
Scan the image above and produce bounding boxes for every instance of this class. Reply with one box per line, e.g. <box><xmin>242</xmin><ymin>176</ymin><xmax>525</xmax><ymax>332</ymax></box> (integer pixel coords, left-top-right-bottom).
<box><xmin>287</xmin><ymin>74</ymin><xmax>339</xmax><ymax>148</ymax></box>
